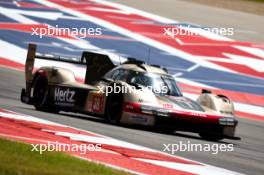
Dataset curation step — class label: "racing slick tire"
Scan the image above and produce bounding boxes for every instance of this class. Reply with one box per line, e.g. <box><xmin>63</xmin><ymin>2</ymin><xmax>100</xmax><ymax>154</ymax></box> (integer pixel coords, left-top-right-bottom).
<box><xmin>32</xmin><ymin>75</ymin><xmax>59</xmax><ymax>113</ymax></box>
<box><xmin>199</xmin><ymin>133</ymin><xmax>224</xmax><ymax>141</ymax></box>
<box><xmin>105</xmin><ymin>86</ymin><xmax>123</xmax><ymax>124</ymax></box>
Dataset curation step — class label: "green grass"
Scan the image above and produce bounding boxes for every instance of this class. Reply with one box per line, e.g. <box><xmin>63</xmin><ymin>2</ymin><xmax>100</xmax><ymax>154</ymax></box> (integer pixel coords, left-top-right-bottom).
<box><xmin>0</xmin><ymin>138</ymin><xmax>131</xmax><ymax>175</ymax></box>
<box><xmin>244</xmin><ymin>0</ymin><xmax>264</xmax><ymax>3</ymax></box>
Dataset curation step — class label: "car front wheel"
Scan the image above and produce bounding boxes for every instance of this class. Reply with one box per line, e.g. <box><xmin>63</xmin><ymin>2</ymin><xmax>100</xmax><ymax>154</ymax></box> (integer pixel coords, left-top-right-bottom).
<box><xmin>106</xmin><ymin>92</ymin><xmax>123</xmax><ymax>125</ymax></box>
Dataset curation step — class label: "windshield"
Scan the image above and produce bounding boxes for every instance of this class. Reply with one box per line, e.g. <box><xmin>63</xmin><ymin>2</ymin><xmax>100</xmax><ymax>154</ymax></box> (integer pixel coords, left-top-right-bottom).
<box><xmin>128</xmin><ymin>71</ymin><xmax>182</xmax><ymax>97</ymax></box>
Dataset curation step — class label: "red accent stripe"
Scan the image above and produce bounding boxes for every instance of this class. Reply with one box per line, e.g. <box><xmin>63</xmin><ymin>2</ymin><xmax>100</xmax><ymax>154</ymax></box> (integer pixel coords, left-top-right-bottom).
<box><xmin>124</xmin><ymin>102</ymin><xmax>225</xmax><ymax>125</ymax></box>
<box><xmin>16</xmin><ymin>2</ymin><xmax>53</xmax><ymax>9</ymax></box>
<box><xmin>0</xmin><ymin>57</ymin><xmax>24</xmax><ymax>70</ymax></box>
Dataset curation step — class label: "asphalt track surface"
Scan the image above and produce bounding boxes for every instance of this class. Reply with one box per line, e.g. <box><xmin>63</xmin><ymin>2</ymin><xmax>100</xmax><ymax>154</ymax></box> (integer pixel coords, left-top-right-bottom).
<box><xmin>108</xmin><ymin>0</ymin><xmax>264</xmax><ymax>43</ymax></box>
<box><xmin>1</xmin><ymin>66</ymin><xmax>264</xmax><ymax>175</ymax></box>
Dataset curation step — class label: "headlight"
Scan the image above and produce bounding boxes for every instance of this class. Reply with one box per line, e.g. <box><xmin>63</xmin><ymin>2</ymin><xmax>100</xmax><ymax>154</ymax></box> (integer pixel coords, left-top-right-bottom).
<box><xmin>141</xmin><ymin>105</ymin><xmax>170</xmax><ymax>117</ymax></box>
<box><xmin>219</xmin><ymin>117</ymin><xmax>235</xmax><ymax>126</ymax></box>
<box><xmin>156</xmin><ymin>109</ymin><xmax>170</xmax><ymax>117</ymax></box>
<box><xmin>141</xmin><ymin>105</ymin><xmax>154</xmax><ymax>115</ymax></box>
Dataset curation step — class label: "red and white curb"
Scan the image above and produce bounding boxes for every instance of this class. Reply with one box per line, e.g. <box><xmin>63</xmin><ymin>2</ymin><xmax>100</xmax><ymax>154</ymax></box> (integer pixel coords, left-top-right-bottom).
<box><xmin>0</xmin><ymin>108</ymin><xmax>242</xmax><ymax>175</ymax></box>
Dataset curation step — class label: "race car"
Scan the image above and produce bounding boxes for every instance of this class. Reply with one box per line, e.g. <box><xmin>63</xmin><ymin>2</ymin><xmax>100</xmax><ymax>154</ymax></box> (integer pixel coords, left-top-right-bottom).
<box><xmin>21</xmin><ymin>43</ymin><xmax>240</xmax><ymax>141</ymax></box>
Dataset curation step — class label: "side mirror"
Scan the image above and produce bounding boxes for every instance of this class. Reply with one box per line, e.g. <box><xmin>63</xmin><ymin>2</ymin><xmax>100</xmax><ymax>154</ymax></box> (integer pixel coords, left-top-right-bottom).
<box><xmin>201</xmin><ymin>89</ymin><xmax>212</xmax><ymax>94</ymax></box>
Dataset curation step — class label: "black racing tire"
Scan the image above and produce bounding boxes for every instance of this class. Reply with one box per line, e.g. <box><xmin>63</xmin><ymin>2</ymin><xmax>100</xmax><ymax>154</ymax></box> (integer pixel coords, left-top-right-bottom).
<box><xmin>199</xmin><ymin>133</ymin><xmax>224</xmax><ymax>141</ymax></box>
<box><xmin>33</xmin><ymin>75</ymin><xmax>59</xmax><ymax>113</ymax></box>
<box><xmin>105</xmin><ymin>92</ymin><xmax>123</xmax><ymax>125</ymax></box>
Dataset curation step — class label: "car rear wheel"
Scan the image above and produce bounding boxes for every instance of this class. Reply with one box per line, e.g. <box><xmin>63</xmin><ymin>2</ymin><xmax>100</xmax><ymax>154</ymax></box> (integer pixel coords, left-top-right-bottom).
<box><xmin>106</xmin><ymin>92</ymin><xmax>123</xmax><ymax>124</ymax></box>
<box><xmin>33</xmin><ymin>75</ymin><xmax>59</xmax><ymax>113</ymax></box>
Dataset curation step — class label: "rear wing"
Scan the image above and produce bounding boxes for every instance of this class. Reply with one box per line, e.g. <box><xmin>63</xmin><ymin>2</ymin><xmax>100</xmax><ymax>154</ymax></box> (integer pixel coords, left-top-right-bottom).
<box><xmin>21</xmin><ymin>43</ymin><xmax>115</xmax><ymax>103</ymax></box>
<box><xmin>24</xmin><ymin>43</ymin><xmax>87</xmax><ymax>87</ymax></box>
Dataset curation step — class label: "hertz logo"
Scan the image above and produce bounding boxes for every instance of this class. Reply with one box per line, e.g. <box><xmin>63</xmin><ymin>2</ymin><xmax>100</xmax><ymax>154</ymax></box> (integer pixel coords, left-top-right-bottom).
<box><xmin>54</xmin><ymin>88</ymin><xmax>75</xmax><ymax>103</ymax></box>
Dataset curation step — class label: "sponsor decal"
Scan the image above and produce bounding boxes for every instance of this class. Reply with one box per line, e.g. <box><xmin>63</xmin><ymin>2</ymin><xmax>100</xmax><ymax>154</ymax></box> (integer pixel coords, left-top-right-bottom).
<box><xmin>163</xmin><ymin>103</ymin><xmax>173</xmax><ymax>109</ymax></box>
<box><xmin>54</xmin><ymin>88</ymin><xmax>76</xmax><ymax>106</ymax></box>
<box><xmin>167</xmin><ymin>97</ymin><xmax>205</xmax><ymax>112</ymax></box>
<box><xmin>190</xmin><ymin>112</ymin><xmax>207</xmax><ymax>117</ymax></box>
<box><xmin>131</xmin><ymin>115</ymin><xmax>148</xmax><ymax>123</ymax></box>
<box><xmin>91</xmin><ymin>95</ymin><xmax>104</xmax><ymax>112</ymax></box>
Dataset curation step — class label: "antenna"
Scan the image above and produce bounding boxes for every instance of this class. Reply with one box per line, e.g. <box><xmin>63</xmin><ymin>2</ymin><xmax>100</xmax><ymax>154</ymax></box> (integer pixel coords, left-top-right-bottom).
<box><xmin>147</xmin><ymin>47</ymin><xmax>151</xmax><ymax>64</ymax></box>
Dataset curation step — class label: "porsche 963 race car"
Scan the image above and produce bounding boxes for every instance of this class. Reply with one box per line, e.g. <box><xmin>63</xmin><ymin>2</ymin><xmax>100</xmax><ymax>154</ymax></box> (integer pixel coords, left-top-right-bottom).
<box><xmin>21</xmin><ymin>43</ymin><xmax>240</xmax><ymax>141</ymax></box>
